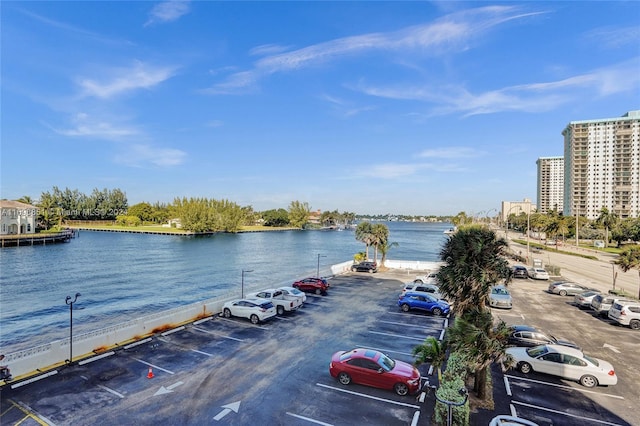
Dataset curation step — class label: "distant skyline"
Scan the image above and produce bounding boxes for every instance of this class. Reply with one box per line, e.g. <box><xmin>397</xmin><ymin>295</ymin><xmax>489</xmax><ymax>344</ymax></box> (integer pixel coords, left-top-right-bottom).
<box><xmin>2</xmin><ymin>2</ymin><xmax>639</xmax><ymax>215</ymax></box>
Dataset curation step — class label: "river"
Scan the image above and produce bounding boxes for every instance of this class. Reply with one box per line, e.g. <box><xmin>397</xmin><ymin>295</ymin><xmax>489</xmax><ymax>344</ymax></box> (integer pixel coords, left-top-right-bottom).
<box><xmin>0</xmin><ymin>221</ymin><xmax>451</xmax><ymax>353</ymax></box>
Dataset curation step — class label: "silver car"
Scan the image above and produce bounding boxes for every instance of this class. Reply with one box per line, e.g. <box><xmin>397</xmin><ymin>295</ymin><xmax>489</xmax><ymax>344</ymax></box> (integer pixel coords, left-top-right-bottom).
<box><xmin>548</xmin><ymin>282</ymin><xmax>591</xmax><ymax>296</ymax></box>
<box><xmin>489</xmin><ymin>285</ymin><xmax>512</xmax><ymax>309</ymax></box>
<box><xmin>573</xmin><ymin>291</ymin><xmax>600</xmax><ymax>308</ymax></box>
<box><xmin>590</xmin><ymin>294</ymin><xmax>633</xmax><ymax>317</ymax></box>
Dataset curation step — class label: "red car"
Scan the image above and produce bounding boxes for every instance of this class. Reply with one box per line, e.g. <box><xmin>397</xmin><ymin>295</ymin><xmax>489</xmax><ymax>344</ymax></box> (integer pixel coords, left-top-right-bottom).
<box><xmin>292</xmin><ymin>277</ymin><xmax>329</xmax><ymax>295</ymax></box>
<box><xmin>329</xmin><ymin>348</ymin><xmax>421</xmax><ymax>396</ymax></box>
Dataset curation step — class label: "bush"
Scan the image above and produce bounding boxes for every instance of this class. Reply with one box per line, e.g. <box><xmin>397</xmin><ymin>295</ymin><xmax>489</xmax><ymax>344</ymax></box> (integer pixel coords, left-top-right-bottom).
<box><xmin>434</xmin><ymin>375</ymin><xmax>470</xmax><ymax>426</ymax></box>
<box><xmin>115</xmin><ymin>215</ymin><xmax>142</xmax><ymax>227</ymax></box>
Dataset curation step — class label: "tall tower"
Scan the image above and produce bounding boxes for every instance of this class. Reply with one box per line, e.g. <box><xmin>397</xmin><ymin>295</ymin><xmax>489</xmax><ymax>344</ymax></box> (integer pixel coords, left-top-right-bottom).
<box><xmin>562</xmin><ymin>110</ymin><xmax>640</xmax><ymax>220</ymax></box>
<box><xmin>536</xmin><ymin>156</ymin><xmax>564</xmax><ymax>215</ymax></box>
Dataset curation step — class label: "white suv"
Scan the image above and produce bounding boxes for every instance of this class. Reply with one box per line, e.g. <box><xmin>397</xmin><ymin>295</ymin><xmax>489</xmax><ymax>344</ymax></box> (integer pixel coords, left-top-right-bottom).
<box><xmin>608</xmin><ymin>300</ymin><xmax>640</xmax><ymax>330</ymax></box>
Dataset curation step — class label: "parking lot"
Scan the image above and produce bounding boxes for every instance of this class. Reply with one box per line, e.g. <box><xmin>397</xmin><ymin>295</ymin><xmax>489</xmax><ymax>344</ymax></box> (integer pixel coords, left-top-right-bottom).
<box><xmin>0</xmin><ymin>270</ymin><xmax>445</xmax><ymax>426</ymax></box>
<box><xmin>491</xmin><ymin>275</ymin><xmax>639</xmax><ymax>426</ymax></box>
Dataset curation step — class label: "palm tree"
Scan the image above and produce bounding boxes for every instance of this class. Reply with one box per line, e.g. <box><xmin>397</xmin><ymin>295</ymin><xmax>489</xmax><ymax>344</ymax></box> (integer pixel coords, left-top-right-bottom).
<box><xmin>615</xmin><ymin>245</ymin><xmax>640</xmax><ymax>300</ymax></box>
<box><xmin>378</xmin><ymin>239</ymin><xmax>399</xmax><ymax>268</ymax></box>
<box><xmin>437</xmin><ymin>225</ymin><xmax>511</xmax><ymax>315</ymax></box>
<box><xmin>446</xmin><ymin>309</ymin><xmax>511</xmax><ymax>399</ymax></box>
<box><xmin>596</xmin><ymin>207</ymin><xmax>619</xmax><ymax>246</ymax></box>
<box><xmin>17</xmin><ymin>195</ymin><xmax>33</xmax><ymax>205</ymax></box>
<box><xmin>413</xmin><ymin>336</ymin><xmax>447</xmax><ymax>382</ymax></box>
<box><xmin>371</xmin><ymin>223</ymin><xmax>389</xmax><ymax>263</ymax></box>
<box><xmin>354</xmin><ymin>222</ymin><xmax>374</xmax><ymax>259</ymax></box>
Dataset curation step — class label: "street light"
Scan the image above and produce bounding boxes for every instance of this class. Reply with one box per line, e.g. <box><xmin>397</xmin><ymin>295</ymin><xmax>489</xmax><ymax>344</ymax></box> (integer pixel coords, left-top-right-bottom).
<box><xmin>241</xmin><ymin>269</ymin><xmax>253</xmax><ymax>298</ymax></box>
<box><xmin>65</xmin><ymin>293</ymin><xmax>81</xmax><ymax>365</ymax></box>
<box><xmin>504</xmin><ymin>205</ymin><xmax>522</xmax><ymax>240</ymax></box>
<box><xmin>317</xmin><ymin>254</ymin><xmax>327</xmax><ymax>278</ymax></box>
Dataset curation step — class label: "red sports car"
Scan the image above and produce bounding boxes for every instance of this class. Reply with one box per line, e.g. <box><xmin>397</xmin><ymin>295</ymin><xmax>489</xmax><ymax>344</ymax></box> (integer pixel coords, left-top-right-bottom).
<box><xmin>329</xmin><ymin>348</ymin><xmax>421</xmax><ymax>396</ymax></box>
<box><xmin>292</xmin><ymin>277</ymin><xmax>329</xmax><ymax>295</ymax></box>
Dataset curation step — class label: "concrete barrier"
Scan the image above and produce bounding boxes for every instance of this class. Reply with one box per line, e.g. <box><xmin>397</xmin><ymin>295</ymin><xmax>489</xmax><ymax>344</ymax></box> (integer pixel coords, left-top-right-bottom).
<box><xmin>2</xmin><ymin>259</ymin><xmax>425</xmax><ymax>384</ymax></box>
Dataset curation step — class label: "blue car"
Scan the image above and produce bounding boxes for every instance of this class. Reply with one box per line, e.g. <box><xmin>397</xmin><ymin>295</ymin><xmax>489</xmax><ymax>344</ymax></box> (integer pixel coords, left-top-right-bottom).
<box><xmin>398</xmin><ymin>292</ymin><xmax>450</xmax><ymax>316</ymax></box>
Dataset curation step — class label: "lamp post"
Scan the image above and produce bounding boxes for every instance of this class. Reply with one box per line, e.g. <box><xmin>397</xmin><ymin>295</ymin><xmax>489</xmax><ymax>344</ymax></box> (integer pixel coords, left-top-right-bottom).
<box><xmin>504</xmin><ymin>205</ymin><xmax>522</xmax><ymax>240</ymax></box>
<box><xmin>65</xmin><ymin>293</ymin><xmax>81</xmax><ymax>365</ymax></box>
<box><xmin>526</xmin><ymin>205</ymin><xmax>531</xmax><ymax>265</ymax></box>
<box><xmin>241</xmin><ymin>269</ymin><xmax>253</xmax><ymax>298</ymax></box>
<box><xmin>317</xmin><ymin>254</ymin><xmax>326</xmax><ymax>278</ymax></box>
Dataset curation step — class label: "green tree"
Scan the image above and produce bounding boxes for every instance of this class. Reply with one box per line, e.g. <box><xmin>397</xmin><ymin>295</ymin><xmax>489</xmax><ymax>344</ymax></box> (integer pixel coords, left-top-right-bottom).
<box><xmin>437</xmin><ymin>226</ymin><xmax>511</xmax><ymax>315</ymax></box>
<box><xmin>37</xmin><ymin>192</ymin><xmax>59</xmax><ymax>230</ymax></box>
<box><xmin>16</xmin><ymin>195</ymin><xmax>33</xmax><ymax>205</ymax></box>
<box><xmin>355</xmin><ymin>221</ymin><xmax>374</xmax><ymax>259</ymax></box>
<box><xmin>288</xmin><ymin>201</ymin><xmax>310</xmax><ymax>228</ymax></box>
<box><xmin>371</xmin><ymin>223</ymin><xmax>390</xmax><ymax>263</ymax></box>
<box><xmin>446</xmin><ymin>310</ymin><xmax>511</xmax><ymax>399</ymax></box>
<box><xmin>595</xmin><ymin>207</ymin><xmax>619</xmax><ymax>245</ymax></box>
<box><xmin>128</xmin><ymin>202</ymin><xmax>154</xmax><ymax>222</ymax></box>
<box><xmin>262</xmin><ymin>208</ymin><xmax>290</xmax><ymax>227</ymax></box>
<box><xmin>412</xmin><ymin>336</ymin><xmax>447</xmax><ymax>382</ymax></box>
<box><xmin>615</xmin><ymin>245</ymin><xmax>640</xmax><ymax>300</ymax></box>
<box><xmin>378</xmin><ymin>239</ymin><xmax>399</xmax><ymax>267</ymax></box>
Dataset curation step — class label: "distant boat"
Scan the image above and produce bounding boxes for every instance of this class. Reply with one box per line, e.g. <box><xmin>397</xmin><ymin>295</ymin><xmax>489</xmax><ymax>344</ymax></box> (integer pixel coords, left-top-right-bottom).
<box><xmin>444</xmin><ymin>227</ymin><xmax>457</xmax><ymax>236</ymax></box>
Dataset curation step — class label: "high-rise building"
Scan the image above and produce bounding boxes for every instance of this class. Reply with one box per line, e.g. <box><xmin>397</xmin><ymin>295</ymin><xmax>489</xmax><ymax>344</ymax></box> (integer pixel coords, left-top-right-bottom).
<box><xmin>536</xmin><ymin>156</ymin><xmax>564</xmax><ymax>215</ymax></box>
<box><xmin>562</xmin><ymin>110</ymin><xmax>640</xmax><ymax>220</ymax></box>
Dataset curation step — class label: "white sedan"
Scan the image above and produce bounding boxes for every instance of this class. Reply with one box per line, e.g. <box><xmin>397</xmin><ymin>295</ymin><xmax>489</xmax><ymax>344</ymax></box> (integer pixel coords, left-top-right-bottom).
<box><xmin>529</xmin><ymin>268</ymin><xmax>550</xmax><ymax>280</ymax></box>
<box><xmin>277</xmin><ymin>286</ymin><xmax>307</xmax><ymax>303</ymax></box>
<box><xmin>506</xmin><ymin>344</ymin><xmax>617</xmax><ymax>388</ymax></box>
<box><xmin>222</xmin><ymin>299</ymin><xmax>277</xmax><ymax>324</ymax></box>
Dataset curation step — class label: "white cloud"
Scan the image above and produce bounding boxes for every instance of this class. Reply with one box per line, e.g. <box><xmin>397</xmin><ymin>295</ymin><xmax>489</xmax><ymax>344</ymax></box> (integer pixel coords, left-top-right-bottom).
<box><xmin>53</xmin><ymin>112</ymin><xmax>139</xmax><ymax>140</ymax></box>
<box><xmin>116</xmin><ymin>144</ymin><xmax>187</xmax><ymax>167</ymax></box>
<box><xmin>206</xmin><ymin>6</ymin><xmax>544</xmax><ymax>94</ymax></box>
<box><xmin>78</xmin><ymin>61</ymin><xmax>176</xmax><ymax>99</ymax></box>
<box><xmin>145</xmin><ymin>1</ymin><xmax>190</xmax><ymax>27</ymax></box>
<box><xmin>584</xmin><ymin>25</ymin><xmax>640</xmax><ymax>49</ymax></box>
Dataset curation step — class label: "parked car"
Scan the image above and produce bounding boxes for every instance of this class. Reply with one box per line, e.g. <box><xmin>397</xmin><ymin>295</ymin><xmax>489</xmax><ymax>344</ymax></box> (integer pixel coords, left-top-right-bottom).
<box><xmin>398</xmin><ymin>292</ymin><xmax>450</xmax><ymax>316</ymax></box>
<box><xmin>329</xmin><ymin>348</ymin><xmax>421</xmax><ymax>396</ymax></box>
<box><xmin>511</xmin><ymin>265</ymin><xmax>529</xmax><ymax>279</ymax></box>
<box><xmin>222</xmin><ymin>299</ymin><xmax>277</xmax><ymax>324</ymax></box>
<box><xmin>351</xmin><ymin>261</ymin><xmax>378</xmax><ymax>273</ymax></box>
<box><xmin>547</xmin><ymin>282</ymin><xmax>591</xmax><ymax>296</ymax></box>
<box><xmin>608</xmin><ymin>300</ymin><xmax>640</xmax><ymax>330</ymax></box>
<box><xmin>414</xmin><ymin>271</ymin><xmax>438</xmax><ymax>284</ymax></box>
<box><xmin>489</xmin><ymin>415</ymin><xmax>539</xmax><ymax>426</ymax></box>
<box><xmin>400</xmin><ymin>282</ymin><xmax>442</xmax><ymax>299</ymax></box>
<box><xmin>573</xmin><ymin>291</ymin><xmax>600</xmax><ymax>309</ymax></box>
<box><xmin>506</xmin><ymin>344</ymin><xmax>617</xmax><ymax>387</ymax></box>
<box><xmin>292</xmin><ymin>277</ymin><xmax>329</xmax><ymax>295</ymax></box>
<box><xmin>246</xmin><ymin>288</ymin><xmax>303</xmax><ymax>315</ymax></box>
<box><xmin>507</xmin><ymin>325</ymin><xmax>580</xmax><ymax>349</ymax></box>
<box><xmin>489</xmin><ymin>285</ymin><xmax>512</xmax><ymax>309</ymax></box>
<box><xmin>590</xmin><ymin>294</ymin><xmax>633</xmax><ymax>317</ymax></box>
<box><xmin>529</xmin><ymin>268</ymin><xmax>550</xmax><ymax>280</ymax></box>
<box><xmin>277</xmin><ymin>286</ymin><xmax>307</xmax><ymax>303</ymax></box>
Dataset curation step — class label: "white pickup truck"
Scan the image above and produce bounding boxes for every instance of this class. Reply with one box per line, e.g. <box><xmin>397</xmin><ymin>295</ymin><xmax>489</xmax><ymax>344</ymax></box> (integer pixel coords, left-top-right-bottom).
<box><xmin>248</xmin><ymin>288</ymin><xmax>303</xmax><ymax>315</ymax></box>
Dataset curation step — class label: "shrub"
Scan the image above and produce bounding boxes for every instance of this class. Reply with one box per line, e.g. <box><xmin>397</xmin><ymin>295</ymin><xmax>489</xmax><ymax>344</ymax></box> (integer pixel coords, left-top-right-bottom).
<box><xmin>434</xmin><ymin>375</ymin><xmax>470</xmax><ymax>426</ymax></box>
<box><xmin>116</xmin><ymin>215</ymin><xmax>142</xmax><ymax>227</ymax></box>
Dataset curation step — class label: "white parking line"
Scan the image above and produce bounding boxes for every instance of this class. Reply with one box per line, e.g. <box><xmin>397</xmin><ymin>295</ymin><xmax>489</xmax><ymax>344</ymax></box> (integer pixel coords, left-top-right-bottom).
<box><xmin>505</xmin><ymin>375</ymin><xmax>624</xmax><ymax>400</ymax></box>
<box><xmin>316</xmin><ymin>383</ymin><xmax>420</xmax><ymax>409</ymax></box>
<box><xmin>368</xmin><ymin>331</ymin><xmax>426</xmax><ymax>342</ymax></box>
<box><xmin>378</xmin><ymin>320</ymin><xmax>440</xmax><ymax>330</ymax></box>
<box><xmin>354</xmin><ymin>345</ymin><xmax>413</xmax><ymax>357</ymax></box>
<box><xmin>191</xmin><ymin>349</ymin><xmax>213</xmax><ymax>357</ymax></box>
<box><xmin>504</xmin><ymin>376</ymin><xmax>512</xmax><ymax>396</ymax></box>
<box><xmin>285</xmin><ymin>412</ymin><xmax>334</xmax><ymax>425</ymax></box>
<box><xmin>192</xmin><ymin>326</ymin><xmax>244</xmax><ymax>342</ymax></box>
<box><xmin>218</xmin><ymin>317</ymin><xmax>270</xmax><ymax>330</ymax></box>
<box><xmin>438</xmin><ymin>329</ymin><xmax>445</xmax><ymax>340</ymax></box>
<box><xmin>510</xmin><ymin>403</ymin><xmax>517</xmax><ymax>417</ymax></box>
<box><xmin>511</xmin><ymin>400</ymin><xmax>626</xmax><ymax>426</ymax></box>
<box><xmin>133</xmin><ymin>358</ymin><xmax>175</xmax><ymax>375</ymax></box>
<box><xmin>80</xmin><ymin>375</ymin><xmax>125</xmax><ymax>398</ymax></box>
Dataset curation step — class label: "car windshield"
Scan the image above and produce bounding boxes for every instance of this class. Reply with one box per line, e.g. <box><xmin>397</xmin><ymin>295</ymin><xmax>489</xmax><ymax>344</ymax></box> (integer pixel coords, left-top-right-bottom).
<box><xmin>377</xmin><ymin>352</ymin><xmax>395</xmax><ymax>371</ymax></box>
<box><xmin>492</xmin><ymin>288</ymin><xmax>509</xmax><ymax>295</ymax></box>
<box><xmin>526</xmin><ymin>345</ymin><xmax>549</xmax><ymax>357</ymax></box>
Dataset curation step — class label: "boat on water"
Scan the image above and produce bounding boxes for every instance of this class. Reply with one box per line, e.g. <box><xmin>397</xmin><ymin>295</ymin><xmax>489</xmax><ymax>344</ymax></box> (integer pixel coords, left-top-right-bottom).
<box><xmin>443</xmin><ymin>227</ymin><xmax>457</xmax><ymax>236</ymax></box>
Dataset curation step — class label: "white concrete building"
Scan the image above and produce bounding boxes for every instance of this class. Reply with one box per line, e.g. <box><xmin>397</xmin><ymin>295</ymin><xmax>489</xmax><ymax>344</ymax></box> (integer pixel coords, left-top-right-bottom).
<box><xmin>536</xmin><ymin>156</ymin><xmax>564</xmax><ymax>214</ymax></box>
<box><xmin>0</xmin><ymin>200</ymin><xmax>38</xmax><ymax>235</ymax></box>
<box><xmin>501</xmin><ymin>199</ymin><xmax>535</xmax><ymax>223</ymax></box>
<box><xmin>562</xmin><ymin>110</ymin><xmax>640</xmax><ymax>220</ymax></box>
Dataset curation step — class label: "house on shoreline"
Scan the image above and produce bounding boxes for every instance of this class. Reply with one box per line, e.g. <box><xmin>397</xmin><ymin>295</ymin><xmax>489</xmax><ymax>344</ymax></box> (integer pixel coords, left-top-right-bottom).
<box><xmin>0</xmin><ymin>200</ymin><xmax>37</xmax><ymax>235</ymax></box>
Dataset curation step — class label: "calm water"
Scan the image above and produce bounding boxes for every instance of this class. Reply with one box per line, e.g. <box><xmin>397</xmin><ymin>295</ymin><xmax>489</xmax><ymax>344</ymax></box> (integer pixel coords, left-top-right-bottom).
<box><xmin>0</xmin><ymin>221</ymin><xmax>450</xmax><ymax>353</ymax></box>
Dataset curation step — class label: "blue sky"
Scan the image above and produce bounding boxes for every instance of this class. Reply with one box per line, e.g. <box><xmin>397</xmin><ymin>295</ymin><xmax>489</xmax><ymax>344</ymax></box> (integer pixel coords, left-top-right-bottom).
<box><xmin>2</xmin><ymin>1</ymin><xmax>639</xmax><ymax>216</ymax></box>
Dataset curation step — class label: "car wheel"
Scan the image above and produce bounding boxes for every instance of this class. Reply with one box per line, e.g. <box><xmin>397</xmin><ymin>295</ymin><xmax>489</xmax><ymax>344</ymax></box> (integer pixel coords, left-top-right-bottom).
<box><xmin>394</xmin><ymin>383</ymin><xmax>409</xmax><ymax>396</ymax></box>
<box><xmin>338</xmin><ymin>372</ymin><xmax>351</xmax><ymax>385</ymax></box>
<box><xmin>629</xmin><ymin>319</ymin><xmax>640</xmax><ymax>330</ymax></box>
<box><xmin>414</xmin><ymin>279</ymin><xmax>423</xmax><ymax>284</ymax></box>
<box><xmin>315</xmin><ymin>288</ymin><xmax>322</xmax><ymax>295</ymax></box>
<box><xmin>277</xmin><ymin>305</ymin><xmax>284</xmax><ymax>316</ymax></box>
<box><xmin>223</xmin><ymin>308</ymin><xmax>232</xmax><ymax>318</ymax></box>
<box><xmin>368</xmin><ymin>269</ymin><xmax>374</xmax><ymax>273</ymax></box>
<box><xmin>559</xmin><ymin>290</ymin><xmax>567</xmax><ymax>296</ymax></box>
<box><xmin>401</xmin><ymin>304</ymin><xmax>411</xmax><ymax>312</ymax></box>
<box><xmin>580</xmin><ymin>374</ymin><xmax>598</xmax><ymax>388</ymax></box>
<box><xmin>518</xmin><ymin>362</ymin><xmax>532</xmax><ymax>374</ymax></box>
<box><xmin>432</xmin><ymin>307</ymin><xmax>443</xmax><ymax>316</ymax></box>
<box><xmin>250</xmin><ymin>314</ymin><xmax>259</xmax><ymax>324</ymax></box>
